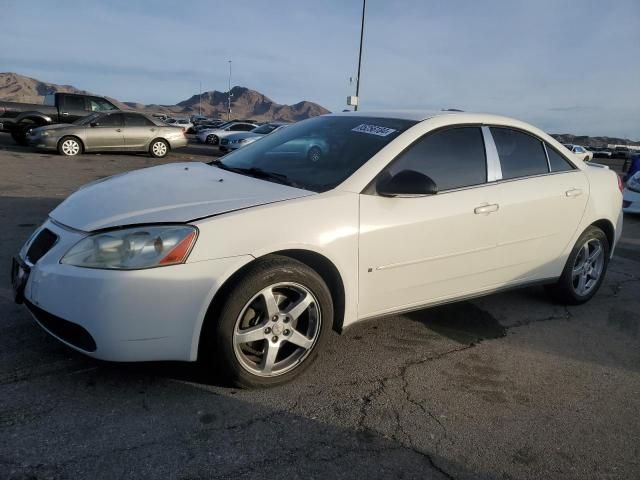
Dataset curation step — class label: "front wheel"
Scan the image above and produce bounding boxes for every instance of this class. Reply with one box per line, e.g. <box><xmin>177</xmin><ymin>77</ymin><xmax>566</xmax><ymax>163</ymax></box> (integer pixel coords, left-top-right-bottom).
<box><xmin>58</xmin><ymin>136</ymin><xmax>82</xmax><ymax>156</ymax></box>
<box><xmin>201</xmin><ymin>255</ymin><xmax>333</xmax><ymax>388</ymax></box>
<box><xmin>149</xmin><ymin>139</ymin><xmax>169</xmax><ymax>158</ymax></box>
<box><xmin>11</xmin><ymin>128</ymin><xmax>29</xmax><ymax>146</ymax></box>
<box><xmin>206</xmin><ymin>134</ymin><xmax>218</xmax><ymax>145</ymax></box>
<box><xmin>307</xmin><ymin>146</ymin><xmax>322</xmax><ymax>162</ymax></box>
<box><xmin>546</xmin><ymin>226</ymin><xmax>609</xmax><ymax>304</ymax></box>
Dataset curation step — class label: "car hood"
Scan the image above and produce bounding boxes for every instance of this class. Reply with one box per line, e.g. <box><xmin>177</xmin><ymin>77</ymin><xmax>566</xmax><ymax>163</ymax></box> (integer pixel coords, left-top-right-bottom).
<box><xmin>50</xmin><ymin>162</ymin><xmax>314</xmax><ymax>231</ymax></box>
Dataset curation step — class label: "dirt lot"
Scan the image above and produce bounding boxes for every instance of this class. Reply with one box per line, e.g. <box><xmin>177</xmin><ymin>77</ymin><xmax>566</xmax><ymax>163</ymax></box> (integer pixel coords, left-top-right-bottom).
<box><xmin>1</xmin><ymin>133</ymin><xmax>639</xmax><ymax>480</ymax></box>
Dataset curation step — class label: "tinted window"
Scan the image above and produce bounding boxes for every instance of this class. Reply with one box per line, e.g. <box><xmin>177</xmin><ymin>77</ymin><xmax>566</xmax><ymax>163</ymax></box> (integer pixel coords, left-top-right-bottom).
<box><xmin>98</xmin><ymin>113</ymin><xmax>124</xmax><ymax>127</ymax></box>
<box><xmin>63</xmin><ymin>95</ymin><xmax>85</xmax><ymax>111</ymax></box>
<box><xmin>124</xmin><ymin>113</ymin><xmax>154</xmax><ymax>127</ymax></box>
<box><xmin>546</xmin><ymin>144</ymin><xmax>575</xmax><ymax>172</ymax></box>
<box><xmin>491</xmin><ymin>127</ymin><xmax>548</xmax><ymax>179</ymax></box>
<box><xmin>230</xmin><ymin>124</ymin><xmax>254</xmax><ymax>131</ymax></box>
<box><xmin>385</xmin><ymin>127</ymin><xmax>487</xmax><ymax>191</ymax></box>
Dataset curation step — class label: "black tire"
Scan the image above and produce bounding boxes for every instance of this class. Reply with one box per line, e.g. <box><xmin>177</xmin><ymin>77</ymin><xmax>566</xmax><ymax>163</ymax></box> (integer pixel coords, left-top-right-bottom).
<box><xmin>11</xmin><ymin>128</ymin><xmax>29</xmax><ymax>146</ymax></box>
<box><xmin>307</xmin><ymin>146</ymin><xmax>322</xmax><ymax>162</ymax></box>
<box><xmin>149</xmin><ymin>138</ymin><xmax>169</xmax><ymax>158</ymax></box>
<box><xmin>206</xmin><ymin>134</ymin><xmax>218</xmax><ymax>145</ymax></box>
<box><xmin>545</xmin><ymin>226</ymin><xmax>610</xmax><ymax>305</ymax></box>
<box><xmin>201</xmin><ymin>255</ymin><xmax>333</xmax><ymax>388</ymax></box>
<box><xmin>57</xmin><ymin>136</ymin><xmax>83</xmax><ymax>156</ymax></box>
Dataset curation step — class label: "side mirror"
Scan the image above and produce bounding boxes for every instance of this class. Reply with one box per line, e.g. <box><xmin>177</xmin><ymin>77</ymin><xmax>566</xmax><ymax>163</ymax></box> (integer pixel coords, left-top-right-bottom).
<box><xmin>377</xmin><ymin>170</ymin><xmax>438</xmax><ymax>197</ymax></box>
<box><xmin>90</xmin><ymin>121</ymin><xmax>99</xmax><ymax>127</ymax></box>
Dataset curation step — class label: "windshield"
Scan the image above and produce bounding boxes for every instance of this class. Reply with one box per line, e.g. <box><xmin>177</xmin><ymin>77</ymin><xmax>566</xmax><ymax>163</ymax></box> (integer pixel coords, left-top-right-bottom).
<box><xmin>252</xmin><ymin>124</ymin><xmax>281</xmax><ymax>134</ymax></box>
<box><xmin>74</xmin><ymin>113</ymin><xmax>102</xmax><ymax>125</ymax></box>
<box><xmin>214</xmin><ymin>116</ymin><xmax>416</xmax><ymax>192</ymax></box>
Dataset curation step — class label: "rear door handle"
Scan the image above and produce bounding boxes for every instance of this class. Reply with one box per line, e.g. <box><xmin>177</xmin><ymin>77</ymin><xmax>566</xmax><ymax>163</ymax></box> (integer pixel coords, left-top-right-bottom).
<box><xmin>61</xmin><ymin>112</ymin><xmax>69</xmax><ymax>116</ymax></box>
<box><xmin>565</xmin><ymin>188</ymin><xmax>583</xmax><ymax>197</ymax></box>
<box><xmin>474</xmin><ymin>203</ymin><xmax>499</xmax><ymax>215</ymax></box>
<box><xmin>115</xmin><ymin>128</ymin><xmax>122</xmax><ymax>132</ymax></box>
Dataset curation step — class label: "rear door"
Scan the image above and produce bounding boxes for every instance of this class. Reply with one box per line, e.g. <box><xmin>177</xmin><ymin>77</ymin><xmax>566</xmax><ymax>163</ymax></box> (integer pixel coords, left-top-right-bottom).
<box><xmin>83</xmin><ymin>113</ymin><xmax>125</xmax><ymax>150</ymax></box>
<box><xmin>58</xmin><ymin>94</ymin><xmax>88</xmax><ymax>123</ymax></box>
<box><xmin>490</xmin><ymin>127</ymin><xmax>589</xmax><ymax>281</ymax></box>
<box><xmin>358</xmin><ymin>126</ymin><xmax>503</xmax><ymax>318</ymax></box>
<box><xmin>123</xmin><ymin>113</ymin><xmax>157</xmax><ymax>149</ymax></box>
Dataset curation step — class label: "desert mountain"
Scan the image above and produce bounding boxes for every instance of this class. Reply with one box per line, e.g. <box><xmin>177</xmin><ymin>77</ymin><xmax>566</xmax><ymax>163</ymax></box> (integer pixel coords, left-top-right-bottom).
<box><xmin>0</xmin><ymin>72</ymin><xmax>329</xmax><ymax>122</ymax></box>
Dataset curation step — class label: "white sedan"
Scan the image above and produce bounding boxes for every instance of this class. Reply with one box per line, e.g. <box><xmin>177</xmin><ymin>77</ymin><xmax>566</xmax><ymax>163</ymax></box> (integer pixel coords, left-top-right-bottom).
<box><xmin>195</xmin><ymin>122</ymin><xmax>257</xmax><ymax>144</ymax></box>
<box><xmin>563</xmin><ymin>144</ymin><xmax>594</xmax><ymax>161</ymax></box>
<box><xmin>12</xmin><ymin>111</ymin><xmax>623</xmax><ymax>388</ymax></box>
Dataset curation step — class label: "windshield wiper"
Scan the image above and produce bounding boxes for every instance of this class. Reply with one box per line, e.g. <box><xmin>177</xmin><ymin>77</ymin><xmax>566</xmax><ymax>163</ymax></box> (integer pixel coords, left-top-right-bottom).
<box><xmin>211</xmin><ymin>161</ymin><xmax>298</xmax><ymax>188</ymax></box>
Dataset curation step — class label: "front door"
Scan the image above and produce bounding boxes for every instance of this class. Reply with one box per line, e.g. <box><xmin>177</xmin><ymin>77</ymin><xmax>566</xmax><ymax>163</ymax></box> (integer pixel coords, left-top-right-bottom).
<box><xmin>358</xmin><ymin>126</ymin><xmax>503</xmax><ymax>318</ymax></box>
<box><xmin>83</xmin><ymin>112</ymin><xmax>125</xmax><ymax>150</ymax></box>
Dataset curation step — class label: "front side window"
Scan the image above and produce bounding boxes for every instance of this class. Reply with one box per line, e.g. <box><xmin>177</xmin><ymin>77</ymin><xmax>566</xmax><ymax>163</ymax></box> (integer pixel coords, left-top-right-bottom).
<box><xmin>97</xmin><ymin>113</ymin><xmax>124</xmax><ymax>127</ymax></box>
<box><xmin>383</xmin><ymin>127</ymin><xmax>487</xmax><ymax>191</ymax></box>
<box><xmin>89</xmin><ymin>97</ymin><xmax>117</xmax><ymax>111</ymax></box>
<box><xmin>490</xmin><ymin>127</ymin><xmax>549</xmax><ymax>179</ymax></box>
<box><xmin>217</xmin><ymin>116</ymin><xmax>416</xmax><ymax>192</ymax></box>
<box><xmin>546</xmin><ymin>144</ymin><xmax>575</xmax><ymax>172</ymax></box>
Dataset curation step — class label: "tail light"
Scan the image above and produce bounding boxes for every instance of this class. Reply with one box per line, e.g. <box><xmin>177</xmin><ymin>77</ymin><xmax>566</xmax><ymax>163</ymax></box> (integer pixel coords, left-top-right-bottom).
<box><xmin>181</xmin><ymin>127</ymin><xmax>186</xmax><ymax>136</ymax></box>
<box><xmin>617</xmin><ymin>174</ymin><xmax>623</xmax><ymax>193</ymax></box>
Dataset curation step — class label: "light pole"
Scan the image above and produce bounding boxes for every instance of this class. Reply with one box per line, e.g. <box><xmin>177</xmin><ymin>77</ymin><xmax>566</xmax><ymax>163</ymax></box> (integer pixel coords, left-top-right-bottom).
<box><xmin>227</xmin><ymin>60</ymin><xmax>232</xmax><ymax>121</ymax></box>
<box><xmin>354</xmin><ymin>0</ymin><xmax>366</xmax><ymax>111</ymax></box>
<box><xmin>199</xmin><ymin>81</ymin><xmax>202</xmax><ymax>116</ymax></box>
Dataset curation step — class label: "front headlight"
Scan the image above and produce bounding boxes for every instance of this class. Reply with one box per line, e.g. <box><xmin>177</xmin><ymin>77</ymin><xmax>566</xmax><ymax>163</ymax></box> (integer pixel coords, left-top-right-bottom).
<box><xmin>627</xmin><ymin>172</ymin><xmax>640</xmax><ymax>193</ymax></box>
<box><xmin>61</xmin><ymin>225</ymin><xmax>198</xmax><ymax>269</ymax></box>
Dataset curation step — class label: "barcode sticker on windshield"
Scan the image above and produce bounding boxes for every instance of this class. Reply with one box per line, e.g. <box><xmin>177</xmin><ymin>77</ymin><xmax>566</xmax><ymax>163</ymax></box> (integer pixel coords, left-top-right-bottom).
<box><xmin>351</xmin><ymin>124</ymin><xmax>396</xmax><ymax>137</ymax></box>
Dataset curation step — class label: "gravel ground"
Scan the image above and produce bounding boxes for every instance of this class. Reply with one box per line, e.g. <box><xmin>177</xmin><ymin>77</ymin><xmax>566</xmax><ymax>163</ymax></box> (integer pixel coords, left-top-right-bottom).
<box><xmin>1</xmin><ymin>134</ymin><xmax>639</xmax><ymax>480</ymax></box>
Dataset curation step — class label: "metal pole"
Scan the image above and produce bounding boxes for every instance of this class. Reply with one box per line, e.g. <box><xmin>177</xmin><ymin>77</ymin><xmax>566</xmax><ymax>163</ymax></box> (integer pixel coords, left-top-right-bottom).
<box><xmin>199</xmin><ymin>81</ymin><xmax>202</xmax><ymax>116</ymax></box>
<box><xmin>227</xmin><ymin>60</ymin><xmax>232</xmax><ymax>121</ymax></box>
<box><xmin>354</xmin><ymin>0</ymin><xmax>366</xmax><ymax>111</ymax></box>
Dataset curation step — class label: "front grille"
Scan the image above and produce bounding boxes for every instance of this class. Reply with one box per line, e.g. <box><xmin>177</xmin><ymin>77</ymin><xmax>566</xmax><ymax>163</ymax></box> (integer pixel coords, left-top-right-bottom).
<box><xmin>26</xmin><ymin>300</ymin><xmax>97</xmax><ymax>352</ymax></box>
<box><xmin>26</xmin><ymin>228</ymin><xmax>58</xmax><ymax>264</ymax></box>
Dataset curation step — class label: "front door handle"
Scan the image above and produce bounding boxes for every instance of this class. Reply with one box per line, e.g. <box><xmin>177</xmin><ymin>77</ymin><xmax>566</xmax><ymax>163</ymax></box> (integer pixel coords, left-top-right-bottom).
<box><xmin>566</xmin><ymin>188</ymin><xmax>583</xmax><ymax>197</ymax></box>
<box><xmin>474</xmin><ymin>203</ymin><xmax>499</xmax><ymax>215</ymax></box>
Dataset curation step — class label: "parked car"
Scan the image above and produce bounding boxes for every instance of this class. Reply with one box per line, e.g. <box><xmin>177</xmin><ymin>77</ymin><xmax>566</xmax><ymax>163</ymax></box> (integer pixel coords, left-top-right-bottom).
<box><xmin>563</xmin><ymin>144</ymin><xmax>593</xmax><ymax>161</ymax></box>
<box><xmin>26</xmin><ymin>110</ymin><xmax>187</xmax><ymax>158</ymax></box>
<box><xmin>190</xmin><ymin>115</ymin><xmax>208</xmax><ymax>123</ymax></box>
<box><xmin>612</xmin><ymin>146</ymin><xmax>631</xmax><ymax>159</ymax></box>
<box><xmin>196</xmin><ymin>121</ymin><xmax>258</xmax><ymax>144</ymax></box>
<box><xmin>623</xmin><ymin>170</ymin><xmax>640</xmax><ymax>214</ymax></box>
<box><xmin>171</xmin><ymin>119</ymin><xmax>194</xmax><ymax>133</ymax></box>
<box><xmin>152</xmin><ymin>113</ymin><xmax>170</xmax><ymax>122</ymax></box>
<box><xmin>591</xmin><ymin>147</ymin><xmax>612</xmax><ymax>159</ymax></box>
<box><xmin>11</xmin><ymin>111</ymin><xmax>622</xmax><ymax>388</ymax></box>
<box><xmin>0</xmin><ymin>92</ymin><xmax>120</xmax><ymax>145</ymax></box>
<box><xmin>194</xmin><ymin>121</ymin><xmax>226</xmax><ymax>133</ymax></box>
<box><xmin>219</xmin><ymin>123</ymin><xmax>288</xmax><ymax>153</ymax></box>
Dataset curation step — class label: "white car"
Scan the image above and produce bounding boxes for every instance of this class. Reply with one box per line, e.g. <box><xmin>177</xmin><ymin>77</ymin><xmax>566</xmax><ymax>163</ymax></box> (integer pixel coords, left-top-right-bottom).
<box><xmin>563</xmin><ymin>144</ymin><xmax>593</xmax><ymax>162</ymax></box>
<box><xmin>12</xmin><ymin>111</ymin><xmax>623</xmax><ymax>388</ymax></box>
<box><xmin>195</xmin><ymin>122</ymin><xmax>257</xmax><ymax>145</ymax></box>
<box><xmin>623</xmin><ymin>171</ymin><xmax>640</xmax><ymax>213</ymax></box>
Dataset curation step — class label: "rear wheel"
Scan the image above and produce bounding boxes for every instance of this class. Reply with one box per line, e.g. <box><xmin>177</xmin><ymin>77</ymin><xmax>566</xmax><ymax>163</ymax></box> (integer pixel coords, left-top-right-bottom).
<box><xmin>57</xmin><ymin>136</ymin><xmax>82</xmax><ymax>156</ymax></box>
<box><xmin>11</xmin><ymin>127</ymin><xmax>29</xmax><ymax>146</ymax></box>
<box><xmin>149</xmin><ymin>139</ymin><xmax>169</xmax><ymax>158</ymax></box>
<box><xmin>546</xmin><ymin>226</ymin><xmax>609</xmax><ymax>304</ymax></box>
<box><xmin>206</xmin><ymin>134</ymin><xmax>218</xmax><ymax>145</ymax></box>
<box><xmin>307</xmin><ymin>146</ymin><xmax>322</xmax><ymax>162</ymax></box>
<box><xmin>201</xmin><ymin>255</ymin><xmax>333</xmax><ymax>388</ymax></box>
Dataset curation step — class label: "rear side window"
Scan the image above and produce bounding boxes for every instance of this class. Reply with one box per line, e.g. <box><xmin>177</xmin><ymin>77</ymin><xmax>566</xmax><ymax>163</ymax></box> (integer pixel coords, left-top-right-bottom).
<box><xmin>546</xmin><ymin>144</ymin><xmax>575</xmax><ymax>172</ymax></box>
<box><xmin>490</xmin><ymin>127</ymin><xmax>548</xmax><ymax>179</ymax></box>
<box><xmin>62</xmin><ymin>95</ymin><xmax>86</xmax><ymax>111</ymax></box>
<box><xmin>386</xmin><ymin>127</ymin><xmax>487</xmax><ymax>191</ymax></box>
<box><xmin>124</xmin><ymin>113</ymin><xmax>155</xmax><ymax>127</ymax></box>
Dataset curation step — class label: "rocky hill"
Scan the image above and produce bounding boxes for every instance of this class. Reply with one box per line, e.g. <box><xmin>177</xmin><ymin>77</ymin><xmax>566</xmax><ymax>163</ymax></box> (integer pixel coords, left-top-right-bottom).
<box><xmin>0</xmin><ymin>72</ymin><xmax>329</xmax><ymax>122</ymax></box>
<box><xmin>551</xmin><ymin>133</ymin><xmax>639</xmax><ymax>148</ymax></box>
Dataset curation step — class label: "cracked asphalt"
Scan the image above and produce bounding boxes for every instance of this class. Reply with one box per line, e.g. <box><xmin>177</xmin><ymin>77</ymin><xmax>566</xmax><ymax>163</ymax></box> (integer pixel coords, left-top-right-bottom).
<box><xmin>1</xmin><ymin>133</ymin><xmax>639</xmax><ymax>479</ymax></box>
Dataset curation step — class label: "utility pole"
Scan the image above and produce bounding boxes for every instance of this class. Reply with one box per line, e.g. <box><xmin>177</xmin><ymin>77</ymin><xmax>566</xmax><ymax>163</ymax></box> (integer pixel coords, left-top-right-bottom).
<box><xmin>227</xmin><ymin>60</ymin><xmax>232</xmax><ymax>121</ymax></box>
<box><xmin>354</xmin><ymin>0</ymin><xmax>366</xmax><ymax>111</ymax></box>
<box><xmin>199</xmin><ymin>81</ymin><xmax>202</xmax><ymax>116</ymax></box>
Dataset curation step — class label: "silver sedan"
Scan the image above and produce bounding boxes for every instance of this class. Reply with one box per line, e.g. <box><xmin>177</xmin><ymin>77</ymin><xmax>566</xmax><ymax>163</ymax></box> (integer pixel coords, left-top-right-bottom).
<box><xmin>27</xmin><ymin>111</ymin><xmax>188</xmax><ymax>158</ymax></box>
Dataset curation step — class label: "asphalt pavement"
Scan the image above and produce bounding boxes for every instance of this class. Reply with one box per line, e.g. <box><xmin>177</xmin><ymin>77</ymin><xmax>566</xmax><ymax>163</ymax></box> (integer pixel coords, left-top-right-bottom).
<box><xmin>1</xmin><ymin>134</ymin><xmax>638</xmax><ymax>479</ymax></box>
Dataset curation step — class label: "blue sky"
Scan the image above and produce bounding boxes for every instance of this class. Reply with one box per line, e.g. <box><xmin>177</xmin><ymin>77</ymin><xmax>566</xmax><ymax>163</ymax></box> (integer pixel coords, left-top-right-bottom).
<box><xmin>3</xmin><ymin>0</ymin><xmax>639</xmax><ymax>138</ymax></box>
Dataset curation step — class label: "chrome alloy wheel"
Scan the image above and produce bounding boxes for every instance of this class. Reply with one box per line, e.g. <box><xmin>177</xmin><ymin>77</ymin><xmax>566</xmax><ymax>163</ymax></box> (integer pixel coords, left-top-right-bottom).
<box><xmin>61</xmin><ymin>138</ymin><xmax>80</xmax><ymax>156</ymax></box>
<box><xmin>233</xmin><ymin>282</ymin><xmax>321</xmax><ymax>377</ymax></box>
<box><xmin>572</xmin><ymin>238</ymin><xmax>604</xmax><ymax>296</ymax></box>
<box><xmin>152</xmin><ymin>141</ymin><xmax>167</xmax><ymax>156</ymax></box>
